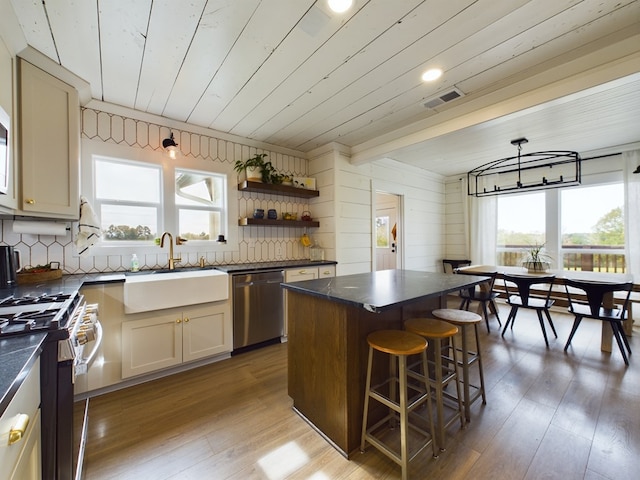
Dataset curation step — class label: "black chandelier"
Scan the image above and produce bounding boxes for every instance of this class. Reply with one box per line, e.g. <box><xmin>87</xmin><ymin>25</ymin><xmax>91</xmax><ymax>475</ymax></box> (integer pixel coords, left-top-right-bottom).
<box><xmin>467</xmin><ymin>138</ymin><xmax>581</xmax><ymax>197</ymax></box>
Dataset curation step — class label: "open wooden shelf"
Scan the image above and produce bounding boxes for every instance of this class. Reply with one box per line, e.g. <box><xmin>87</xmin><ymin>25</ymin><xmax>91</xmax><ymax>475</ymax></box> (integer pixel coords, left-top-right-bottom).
<box><xmin>239</xmin><ymin>218</ymin><xmax>320</xmax><ymax>228</ymax></box>
<box><xmin>238</xmin><ymin>180</ymin><xmax>319</xmax><ymax>198</ymax></box>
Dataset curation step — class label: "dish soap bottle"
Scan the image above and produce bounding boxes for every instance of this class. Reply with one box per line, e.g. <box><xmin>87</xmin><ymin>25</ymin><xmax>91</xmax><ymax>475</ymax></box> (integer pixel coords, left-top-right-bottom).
<box><xmin>131</xmin><ymin>254</ymin><xmax>139</xmax><ymax>272</ymax></box>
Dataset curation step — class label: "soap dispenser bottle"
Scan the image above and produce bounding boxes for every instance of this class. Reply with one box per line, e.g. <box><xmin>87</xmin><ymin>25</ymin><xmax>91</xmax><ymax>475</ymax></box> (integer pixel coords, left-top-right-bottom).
<box><xmin>131</xmin><ymin>254</ymin><xmax>139</xmax><ymax>272</ymax></box>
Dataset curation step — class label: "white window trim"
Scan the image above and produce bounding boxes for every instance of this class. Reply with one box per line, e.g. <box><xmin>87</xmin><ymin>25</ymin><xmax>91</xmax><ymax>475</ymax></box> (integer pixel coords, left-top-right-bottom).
<box><xmin>79</xmin><ymin>138</ymin><xmax>239</xmax><ymax>257</ymax></box>
<box><xmin>497</xmin><ymin>167</ymin><xmax>624</xmax><ymax>269</ymax></box>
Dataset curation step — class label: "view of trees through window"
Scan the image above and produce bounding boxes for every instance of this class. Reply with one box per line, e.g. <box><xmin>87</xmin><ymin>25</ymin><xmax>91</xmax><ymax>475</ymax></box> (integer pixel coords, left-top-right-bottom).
<box><xmin>96</xmin><ymin>158</ymin><xmax>160</xmax><ymax>242</ymax></box>
<box><xmin>560</xmin><ymin>183</ymin><xmax>624</xmax><ymax>272</ymax></box>
<box><xmin>497</xmin><ymin>192</ymin><xmax>546</xmax><ymax>249</ymax></box>
<box><xmin>94</xmin><ymin>156</ymin><xmax>227</xmax><ymax>243</ymax></box>
<box><xmin>497</xmin><ymin>183</ymin><xmax>625</xmax><ymax>272</ymax></box>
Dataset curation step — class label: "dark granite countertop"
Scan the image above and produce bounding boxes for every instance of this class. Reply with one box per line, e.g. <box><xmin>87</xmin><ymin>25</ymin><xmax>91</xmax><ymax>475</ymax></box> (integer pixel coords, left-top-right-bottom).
<box><xmin>214</xmin><ymin>259</ymin><xmax>337</xmax><ymax>274</ymax></box>
<box><xmin>0</xmin><ymin>260</ymin><xmax>337</xmax><ymax>414</ymax></box>
<box><xmin>282</xmin><ymin>269</ymin><xmax>488</xmax><ymax>313</ymax></box>
<box><xmin>0</xmin><ymin>333</ymin><xmax>46</xmax><ymax>415</ymax></box>
<box><xmin>0</xmin><ymin>273</ymin><xmax>125</xmax><ymax>417</ymax></box>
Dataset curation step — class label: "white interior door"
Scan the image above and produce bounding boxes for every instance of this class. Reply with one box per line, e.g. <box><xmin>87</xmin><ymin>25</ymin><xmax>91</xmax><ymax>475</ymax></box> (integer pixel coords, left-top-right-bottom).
<box><xmin>375</xmin><ymin>193</ymin><xmax>401</xmax><ymax>271</ymax></box>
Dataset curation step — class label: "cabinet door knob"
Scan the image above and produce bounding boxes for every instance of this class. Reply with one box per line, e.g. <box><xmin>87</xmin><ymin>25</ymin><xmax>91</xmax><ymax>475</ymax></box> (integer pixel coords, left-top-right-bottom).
<box><xmin>183</xmin><ymin>317</ymin><xmax>189</xmax><ymax>323</ymax></box>
<box><xmin>176</xmin><ymin>318</ymin><xmax>182</xmax><ymax>324</ymax></box>
<box><xmin>8</xmin><ymin>413</ymin><xmax>30</xmax><ymax>445</ymax></box>
<box><xmin>25</xmin><ymin>199</ymin><xmax>36</xmax><ymax>205</ymax></box>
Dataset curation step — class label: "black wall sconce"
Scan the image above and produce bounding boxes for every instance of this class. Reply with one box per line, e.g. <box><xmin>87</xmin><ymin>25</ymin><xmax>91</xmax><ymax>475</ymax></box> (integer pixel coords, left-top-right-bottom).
<box><xmin>162</xmin><ymin>132</ymin><xmax>179</xmax><ymax>160</ymax></box>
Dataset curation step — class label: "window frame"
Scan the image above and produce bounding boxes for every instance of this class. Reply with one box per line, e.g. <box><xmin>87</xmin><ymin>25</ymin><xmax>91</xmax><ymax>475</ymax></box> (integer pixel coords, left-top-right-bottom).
<box><xmin>496</xmin><ymin>169</ymin><xmax>624</xmax><ymax>271</ymax></box>
<box><xmin>80</xmin><ymin>138</ymin><xmax>238</xmax><ymax>257</ymax></box>
<box><xmin>93</xmin><ymin>156</ymin><xmax>163</xmax><ymax>246</ymax></box>
<box><xmin>174</xmin><ymin>167</ymin><xmax>228</xmax><ymax>244</ymax></box>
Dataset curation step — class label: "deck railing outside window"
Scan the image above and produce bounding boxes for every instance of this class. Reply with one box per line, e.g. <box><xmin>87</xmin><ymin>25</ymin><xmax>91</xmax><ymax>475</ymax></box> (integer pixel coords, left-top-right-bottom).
<box><xmin>497</xmin><ymin>245</ymin><xmax>626</xmax><ymax>273</ymax></box>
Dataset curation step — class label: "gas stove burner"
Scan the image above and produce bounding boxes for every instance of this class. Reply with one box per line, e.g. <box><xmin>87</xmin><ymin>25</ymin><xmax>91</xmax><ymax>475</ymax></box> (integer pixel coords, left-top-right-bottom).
<box><xmin>0</xmin><ymin>291</ymin><xmax>79</xmax><ymax>338</ymax></box>
<box><xmin>0</xmin><ymin>292</ymin><xmax>72</xmax><ymax>307</ymax></box>
<box><xmin>0</xmin><ymin>308</ymin><xmax>60</xmax><ymax>335</ymax></box>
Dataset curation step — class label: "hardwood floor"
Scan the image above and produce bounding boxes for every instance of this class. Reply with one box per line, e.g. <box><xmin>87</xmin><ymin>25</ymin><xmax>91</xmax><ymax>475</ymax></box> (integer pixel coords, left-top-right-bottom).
<box><xmin>78</xmin><ymin>303</ymin><xmax>640</xmax><ymax>480</ymax></box>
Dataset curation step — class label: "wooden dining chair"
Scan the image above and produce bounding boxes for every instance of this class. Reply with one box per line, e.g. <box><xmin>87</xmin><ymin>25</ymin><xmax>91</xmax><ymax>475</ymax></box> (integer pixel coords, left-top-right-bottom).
<box><xmin>455</xmin><ymin>270</ymin><xmax>501</xmax><ymax>333</ymax></box>
<box><xmin>501</xmin><ymin>274</ymin><xmax>557</xmax><ymax>347</ymax></box>
<box><xmin>563</xmin><ymin>279</ymin><xmax>633</xmax><ymax>366</ymax></box>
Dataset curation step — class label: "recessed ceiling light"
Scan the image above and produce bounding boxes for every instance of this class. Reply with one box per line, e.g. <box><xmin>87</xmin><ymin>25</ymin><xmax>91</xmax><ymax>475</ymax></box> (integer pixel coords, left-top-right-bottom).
<box><xmin>328</xmin><ymin>0</ymin><xmax>353</xmax><ymax>13</ymax></box>
<box><xmin>421</xmin><ymin>68</ymin><xmax>443</xmax><ymax>82</ymax></box>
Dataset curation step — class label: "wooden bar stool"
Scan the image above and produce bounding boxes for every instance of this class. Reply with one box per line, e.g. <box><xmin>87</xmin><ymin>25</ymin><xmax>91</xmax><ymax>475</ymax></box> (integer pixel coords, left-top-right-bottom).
<box><xmin>432</xmin><ymin>309</ymin><xmax>486</xmax><ymax>422</ymax></box>
<box><xmin>404</xmin><ymin>318</ymin><xmax>465</xmax><ymax>450</ymax></box>
<box><xmin>360</xmin><ymin>330</ymin><xmax>438</xmax><ymax>480</ymax></box>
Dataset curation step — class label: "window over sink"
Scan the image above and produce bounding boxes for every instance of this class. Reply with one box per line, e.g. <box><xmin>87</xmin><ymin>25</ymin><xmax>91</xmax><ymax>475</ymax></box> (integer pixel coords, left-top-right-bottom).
<box><xmin>175</xmin><ymin>169</ymin><xmax>226</xmax><ymax>241</ymax></box>
<box><xmin>91</xmin><ymin>155</ymin><xmax>228</xmax><ymax>245</ymax></box>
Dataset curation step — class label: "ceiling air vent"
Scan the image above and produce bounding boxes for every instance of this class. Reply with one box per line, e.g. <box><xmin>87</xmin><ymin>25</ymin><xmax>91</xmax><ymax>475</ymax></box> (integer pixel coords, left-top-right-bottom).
<box><xmin>423</xmin><ymin>87</ymin><xmax>465</xmax><ymax>109</ymax></box>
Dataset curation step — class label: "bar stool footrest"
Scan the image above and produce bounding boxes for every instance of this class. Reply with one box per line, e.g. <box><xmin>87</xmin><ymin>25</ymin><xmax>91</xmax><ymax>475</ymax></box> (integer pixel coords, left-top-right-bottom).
<box><xmin>363</xmin><ymin>413</ymin><xmax>437</xmax><ymax>465</ymax></box>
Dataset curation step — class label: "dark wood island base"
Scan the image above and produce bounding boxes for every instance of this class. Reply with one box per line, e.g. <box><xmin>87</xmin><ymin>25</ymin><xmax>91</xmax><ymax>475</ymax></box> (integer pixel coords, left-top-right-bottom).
<box><xmin>283</xmin><ymin>270</ymin><xmax>487</xmax><ymax>458</ymax></box>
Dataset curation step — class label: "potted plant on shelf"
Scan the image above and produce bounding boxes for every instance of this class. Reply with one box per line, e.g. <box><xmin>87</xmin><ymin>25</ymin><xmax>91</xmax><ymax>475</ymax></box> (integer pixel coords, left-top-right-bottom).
<box><xmin>522</xmin><ymin>242</ymin><xmax>552</xmax><ymax>272</ymax></box>
<box><xmin>234</xmin><ymin>153</ymin><xmax>269</xmax><ymax>182</ymax></box>
<box><xmin>269</xmin><ymin>172</ymin><xmax>284</xmax><ymax>184</ymax></box>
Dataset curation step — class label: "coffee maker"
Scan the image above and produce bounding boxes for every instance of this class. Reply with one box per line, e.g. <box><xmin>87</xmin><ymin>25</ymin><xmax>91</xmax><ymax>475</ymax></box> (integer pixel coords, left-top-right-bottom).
<box><xmin>0</xmin><ymin>246</ymin><xmax>21</xmax><ymax>288</ymax></box>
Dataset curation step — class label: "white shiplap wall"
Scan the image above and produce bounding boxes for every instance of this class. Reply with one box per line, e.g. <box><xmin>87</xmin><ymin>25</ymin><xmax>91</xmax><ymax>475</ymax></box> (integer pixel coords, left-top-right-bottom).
<box><xmin>444</xmin><ymin>177</ymin><xmax>469</xmax><ymax>262</ymax></box>
<box><xmin>310</xmin><ymin>144</ymin><xmax>446</xmax><ymax>276</ymax></box>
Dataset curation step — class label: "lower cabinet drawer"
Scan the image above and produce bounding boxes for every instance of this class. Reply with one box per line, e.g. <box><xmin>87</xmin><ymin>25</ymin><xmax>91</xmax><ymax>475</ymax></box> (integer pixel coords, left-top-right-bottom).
<box><xmin>0</xmin><ymin>358</ymin><xmax>41</xmax><ymax>478</ymax></box>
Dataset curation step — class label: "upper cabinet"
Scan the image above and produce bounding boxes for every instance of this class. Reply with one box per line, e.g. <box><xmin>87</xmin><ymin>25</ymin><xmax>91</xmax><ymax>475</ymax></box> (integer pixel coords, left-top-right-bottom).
<box><xmin>0</xmin><ymin>42</ymin><xmax>17</xmax><ymax>213</ymax></box>
<box><xmin>18</xmin><ymin>58</ymin><xmax>80</xmax><ymax>219</ymax></box>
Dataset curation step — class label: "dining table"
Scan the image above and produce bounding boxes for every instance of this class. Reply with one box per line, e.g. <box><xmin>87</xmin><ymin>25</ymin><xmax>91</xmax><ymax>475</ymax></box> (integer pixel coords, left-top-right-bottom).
<box><xmin>456</xmin><ymin>265</ymin><xmax>638</xmax><ymax>353</ymax></box>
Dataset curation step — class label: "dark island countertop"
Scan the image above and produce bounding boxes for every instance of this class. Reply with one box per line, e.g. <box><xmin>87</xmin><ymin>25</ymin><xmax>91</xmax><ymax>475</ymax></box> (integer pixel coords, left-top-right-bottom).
<box><xmin>284</xmin><ymin>269</ymin><xmax>492</xmax><ymax>456</ymax></box>
<box><xmin>282</xmin><ymin>269</ymin><xmax>489</xmax><ymax>313</ymax></box>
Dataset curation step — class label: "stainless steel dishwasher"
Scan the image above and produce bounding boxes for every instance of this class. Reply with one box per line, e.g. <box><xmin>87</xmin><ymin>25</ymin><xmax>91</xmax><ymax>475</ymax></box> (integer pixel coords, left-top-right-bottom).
<box><xmin>232</xmin><ymin>269</ymin><xmax>285</xmax><ymax>350</ymax></box>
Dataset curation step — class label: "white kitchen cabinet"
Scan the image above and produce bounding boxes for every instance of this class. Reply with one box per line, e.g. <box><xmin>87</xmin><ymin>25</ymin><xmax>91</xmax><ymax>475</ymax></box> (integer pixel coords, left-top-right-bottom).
<box><xmin>285</xmin><ymin>265</ymin><xmax>335</xmax><ymax>282</ymax></box>
<box><xmin>122</xmin><ymin>302</ymin><xmax>230</xmax><ymax>379</ymax></box>
<box><xmin>285</xmin><ymin>267</ymin><xmax>318</xmax><ymax>282</ymax></box>
<box><xmin>18</xmin><ymin>58</ymin><xmax>80</xmax><ymax>219</ymax></box>
<box><xmin>283</xmin><ymin>264</ymin><xmax>335</xmax><ymax>337</ymax></box>
<box><xmin>0</xmin><ymin>358</ymin><xmax>41</xmax><ymax>480</ymax></box>
<box><xmin>318</xmin><ymin>265</ymin><xmax>336</xmax><ymax>278</ymax></box>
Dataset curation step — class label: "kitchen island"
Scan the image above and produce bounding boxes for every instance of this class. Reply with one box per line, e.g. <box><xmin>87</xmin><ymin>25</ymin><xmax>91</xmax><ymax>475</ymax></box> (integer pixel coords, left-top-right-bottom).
<box><xmin>282</xmin><ymin>269</ymin><xmax>488</xmax><ymax>458</ymax></box>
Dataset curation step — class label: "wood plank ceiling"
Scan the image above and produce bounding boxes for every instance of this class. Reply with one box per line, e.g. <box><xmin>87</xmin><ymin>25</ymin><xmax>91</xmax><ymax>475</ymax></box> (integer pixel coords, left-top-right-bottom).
<box><xmin>6</xmin><ymin>0</ymin><xmax>640</xmax><ymax>176</ymax></box>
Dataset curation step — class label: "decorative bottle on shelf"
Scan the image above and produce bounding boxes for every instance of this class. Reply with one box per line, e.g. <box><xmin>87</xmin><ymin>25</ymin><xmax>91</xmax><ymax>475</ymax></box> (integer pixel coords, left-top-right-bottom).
<box><xmin>131</xmin><ymin>254</ymin><xmax>139</xmax><ymax>272</ymax></box>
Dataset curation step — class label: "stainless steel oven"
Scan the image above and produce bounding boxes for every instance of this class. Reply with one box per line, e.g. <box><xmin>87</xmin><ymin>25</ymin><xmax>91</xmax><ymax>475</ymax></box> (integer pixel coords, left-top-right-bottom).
<box><xmin>0</xmin><ymin>292</ymin><xmax>101</xmax><ymax>480</ymax></box>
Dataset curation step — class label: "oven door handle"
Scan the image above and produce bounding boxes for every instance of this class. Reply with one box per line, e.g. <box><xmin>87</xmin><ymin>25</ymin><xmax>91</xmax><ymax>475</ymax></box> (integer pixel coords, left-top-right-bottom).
<box><xmin>82</xmin><ymin>321</ymin><xmax>103</xmax><ymax>367</ymax></box>
<box><xmin>76</xmin><ymin>321</ymin><xmax>103</xmax><ymax>375</ymax></box>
